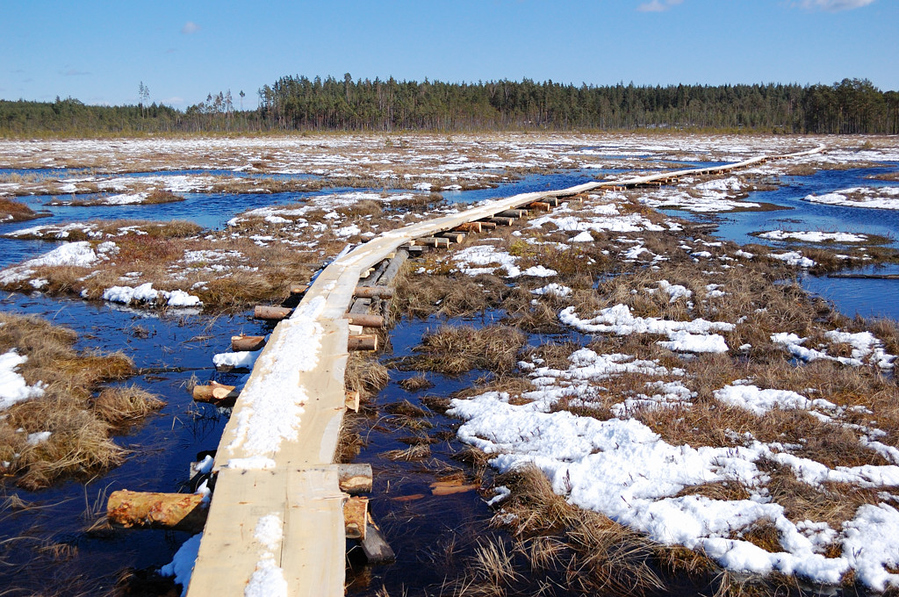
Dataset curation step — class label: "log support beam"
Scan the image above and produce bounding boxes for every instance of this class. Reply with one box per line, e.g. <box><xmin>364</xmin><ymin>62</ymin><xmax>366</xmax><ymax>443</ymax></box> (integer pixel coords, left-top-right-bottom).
<box><xmin>231</xmin><ymin>334</ymin><xmax>266</xmax><ymax>352</ymax></box>
<box><xmin>253</xmin><ymin>305</ymin><xmax>292</xmax><ymax>320</ymax></box>
<box><xmin>348</xmin><ymin>334</ymin><xmax>378</xmax><ymax>351</ymax></box>
<box><xmin>193</xmin><ymin>382</ymin><xmax>239</xmax><ymax>406</ymax></box>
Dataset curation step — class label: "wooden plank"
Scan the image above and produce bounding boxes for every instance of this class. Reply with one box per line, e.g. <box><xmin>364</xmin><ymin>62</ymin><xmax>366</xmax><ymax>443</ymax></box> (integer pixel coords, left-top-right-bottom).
<box><xmin>189</xmin><ymin>144</ymin><xmax>826</xmax><ymax>596</ymax></box>
<box><xmin>186</xmin><ymin>468</ymin><xmax>289</xmax><ymax>596</ymax></box>
<box><xmin>281</xmin><ymin>467</ymin><xmax>347</xmax><ymax>596</ymax></box>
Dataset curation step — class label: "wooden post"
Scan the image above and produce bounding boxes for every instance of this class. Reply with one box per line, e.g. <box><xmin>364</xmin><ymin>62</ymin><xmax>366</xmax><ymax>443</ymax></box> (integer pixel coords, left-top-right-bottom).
<box><xmin>289</xmin><ymin>284</ymin><xmax>309</xmax><ymax>296</ymax></box>
<box><xmin>231</xmin><ymin>334</ymin><xmax>266</xmax><ymax>352</ymax></box>
<box><xmin>193</xmin><ymin>382</ymin><xmax>239</xmax><ymax>406</ymax></box>
<box><xmin>528</xmin><ymin>201</ymin><xmax>551</xmax><ymax>211</ymax></box>
<box><xmin>543</xmin><ymin>196</ymin><xmax>560</xmax><ymax>207</ymax></box>
<box><xmin>337</xmin><ymin>464</ymin><xmax>372</xmax><ymax>495</ymax></box>
<box><xmin>353</xmin><ymin>286</ymin><xmax>394</xmax><ymax>299</ymax></box>
<box><xmin>478</xmin><ymin>221</ymin><xmax>498</xmax><ymax>230</ymax></box>
<box><xmin>254</xmin><ymin>305</ymin><xmax>292</xmax><ymax>320</ymax></box>
<box><xmin>348</xmin><ymin>334</ymin><xmax>378</xmax><ymax>351</ymax></box>
<box><xmin>487</xmin><ymin>216</ymin><xmax>515</xmax><ymax>226</ymax></box>
<box><xmin>343</xmin><ymin>313</ymin><xmax>385</xmax><ymax>328</ymax></box>
<box><xmin>344</xmin><ymin>496</ymin><xmax>368</xmax><ymax>540</ymax></box>
<box><xmin>107</xmin><ymin>490</ymin><xmax>208</xmax><ymax>533</ymax></box>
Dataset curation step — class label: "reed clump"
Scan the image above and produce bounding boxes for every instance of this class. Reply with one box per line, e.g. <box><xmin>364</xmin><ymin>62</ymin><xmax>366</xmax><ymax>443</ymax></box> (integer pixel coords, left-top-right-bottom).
<box><xmin>402</xmin><ymin>325</ymin><xmax>526</xmax><ymax>375</ymax></box>
<box><xmin>0</xmin><ymin>197</ymin><xmax>43</xmax><ymax>222</ymax></box>
<box><xmin>0</xmin><ymin>313</ymin><xmax>162</xmax><ymax>489</ymax></box>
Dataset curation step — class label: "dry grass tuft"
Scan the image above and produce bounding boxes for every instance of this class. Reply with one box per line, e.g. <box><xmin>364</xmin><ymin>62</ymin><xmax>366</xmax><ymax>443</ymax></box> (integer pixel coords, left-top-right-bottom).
<box><xmin>345</xmin><ymin>352</ymin><xmax>390</xmax><ymax>400</ymax></box>
<box><xmin>143</xmin><ymin>189</ymin><xmax>185</xmax><ymax>204</ymax></box>
<box><xmin>402</xmin><ymin>325</ymin><xmax>526</xmax><ymax>375</ymax></box>
<box><xmin>733</xmin><ymin>518</ymin><xmax>783</xmax><ymax>554</ymax></box>
<box><xmin>384</xmin><ymin>400</ymin><xmax>430</xmax><ymax>418</ymax></box>
<box><xmin>490</xmin><ymin>466</ymin><xmax>673</xmax><ymax>595</ymax></box>
<box><xmin>92</xmin><ymin>385</ymin><xmax>165</xmax><ymax>425</ymax></box>
<box><xmin>381</xmin><ymin>444</ymin><xmax>432</xmax><ymax>462</ymax></box>
<box><xmin>0</xmin><ymin>313</ymin><xmax>157</xmax><ymax>488</ymax></box>
<box><xmin>397</xmin><ymin>375</ymin><xmax>433</xmax><ymax>392</ymax></box>
<box><xmin>0</xmin><ymin>197</ymin><xmax>43</xmax><ymax>221</ymax></box>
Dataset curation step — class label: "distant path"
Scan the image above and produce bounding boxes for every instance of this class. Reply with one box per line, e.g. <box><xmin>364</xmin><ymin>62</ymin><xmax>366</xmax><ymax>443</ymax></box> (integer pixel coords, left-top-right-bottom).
<box><xmin>186</xmin><ymin>144</ymin><xmax>825</xmax><ymax>596</ymax></box>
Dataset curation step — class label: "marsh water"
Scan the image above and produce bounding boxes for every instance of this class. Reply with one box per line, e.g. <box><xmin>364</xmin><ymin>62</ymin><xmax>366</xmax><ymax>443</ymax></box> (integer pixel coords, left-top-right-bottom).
<box><xmin>1</xmin><ymin>158</ymin><xmax>898</xmax><ymax>594</ymax></box>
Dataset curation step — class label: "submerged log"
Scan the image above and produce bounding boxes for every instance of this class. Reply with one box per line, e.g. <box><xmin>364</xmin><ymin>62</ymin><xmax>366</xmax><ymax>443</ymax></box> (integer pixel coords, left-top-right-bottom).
<box><xmin>827</xmin><ymin>273</ymin><xmax>899</xmax><ymax>280</ymax></box>
<box><xmin>253</xmin><ymin>305</ymin><xmax>292</xmax><ymax>320</ymax></box>
<box><xmin>360</xmin><ymin>515</ymin><xmax>395</xmax><ymax>563</ymax></box>
<box><xmin>231</xmin><ymin>334</ymin><xmax>266</xmax><ymax>352</ymax></box>
<box><xmin>344</xmin><ymin>496</ymin><xmax>368</xmax><ymax>540</ymax></box>
<box><xmin>354</xmin><ymin>286</ymin><xmax>395</xmax><ymax>299</ymax></box>
<box><xmin>193</xmin><ymin>382</ymin><xmax>239</xmax><ymax>406</ymax></box>
<box><xmin>348</xmin><ymin>334</ymin><xmax>379</xmax><ymax>351</ymax></box>
<box><xmin>343</xmin><ymin>313</ymin><xmax>385</xmax><ymax>328</ymax></box>
<box><xmin>107</xmin><ymin>490</ymin><xmax>208</xmax><ymax>533</ymax></box>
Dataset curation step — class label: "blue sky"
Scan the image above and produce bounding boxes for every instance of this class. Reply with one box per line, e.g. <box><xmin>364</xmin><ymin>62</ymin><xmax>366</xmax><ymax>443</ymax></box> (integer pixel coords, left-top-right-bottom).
<box><xmin>1</xmin><ymin>0</ymin><xmax>895</xmax><ymax>109</ymax></box>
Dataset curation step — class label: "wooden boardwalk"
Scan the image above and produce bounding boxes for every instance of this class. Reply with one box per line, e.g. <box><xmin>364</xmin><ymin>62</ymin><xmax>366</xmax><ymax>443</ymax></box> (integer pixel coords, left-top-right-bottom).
<box><xmin>185</xmin><ymin>144</ymin><xmax>824</xmax><ymax>596</ymax></box>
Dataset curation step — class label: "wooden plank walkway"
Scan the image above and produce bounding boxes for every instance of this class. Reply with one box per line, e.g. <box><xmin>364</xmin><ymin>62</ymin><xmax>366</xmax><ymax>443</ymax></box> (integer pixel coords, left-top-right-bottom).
<box><xmin>186</xmin><ymin>144</ymin><xmax>824</xmax><ymax>596</ymax></box>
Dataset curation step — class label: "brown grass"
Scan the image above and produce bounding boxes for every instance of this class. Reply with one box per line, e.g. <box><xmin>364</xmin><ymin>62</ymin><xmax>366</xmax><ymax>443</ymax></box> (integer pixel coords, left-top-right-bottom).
<box><xmin>345</xmin><ymin>352</ymin><xmax>390</xmax><ymax>400</ymax></box>
<box><xmin>0</xmin><ymin>197</ymin><xmax>43</xmax><ymax>222</ymax></box>
<box><xmin>489</xmin><ymin>467</ymin><xmax>683</xmax><ymax>595</ymax></box>
<box><xmin>0</xmin><ymin>312</ymin><xmax>157</xmax><ymax>489</ymax></box>
<box><xmin>402</xmin><ymin>325</ymin><xmax>526</xmax><ymax>375</ymax></box>
<box><xmin>92</xmin><ymin>386</ymin><xmax>165</xmax><ymax>425</ymax></box>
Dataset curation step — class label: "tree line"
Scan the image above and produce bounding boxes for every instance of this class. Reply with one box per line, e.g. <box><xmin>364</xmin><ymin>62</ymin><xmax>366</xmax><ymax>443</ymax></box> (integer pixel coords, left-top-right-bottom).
<box><xmin>2</xmin><ymin>77</ymin><xmax>897</xmax><ymax>136</ymax></box>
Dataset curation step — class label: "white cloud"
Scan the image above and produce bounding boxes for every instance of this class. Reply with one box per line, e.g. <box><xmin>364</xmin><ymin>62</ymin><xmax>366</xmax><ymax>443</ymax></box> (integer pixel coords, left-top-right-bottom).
<box><xmin>638</xmin><ymin>0</ymin><xmax>683</xmax><ymax>12</ymax></box>
<box><xmin>182</xmin><ymin>21</ymin><xmax>200</xmax><ymax>34</ymax></box>
<box><xmin>796</xmin><ymin>0</ymin><xmax>875</xmax><ymax>11</ymax></box>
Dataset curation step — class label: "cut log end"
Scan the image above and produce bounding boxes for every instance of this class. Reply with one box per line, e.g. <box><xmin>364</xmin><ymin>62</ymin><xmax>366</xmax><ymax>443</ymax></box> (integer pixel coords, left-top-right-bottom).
<box><xmin>344</xmin><ymin>496</ymin><xmax>369</xmax><ymax>540</ymax></box>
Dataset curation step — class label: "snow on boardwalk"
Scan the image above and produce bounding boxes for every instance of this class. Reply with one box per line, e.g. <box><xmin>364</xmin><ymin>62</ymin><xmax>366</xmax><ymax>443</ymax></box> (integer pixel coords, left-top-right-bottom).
<box><xmin>185</xmin><ymin>145</ymin><xmax>824</xmax><ymax>597</ymax></box>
